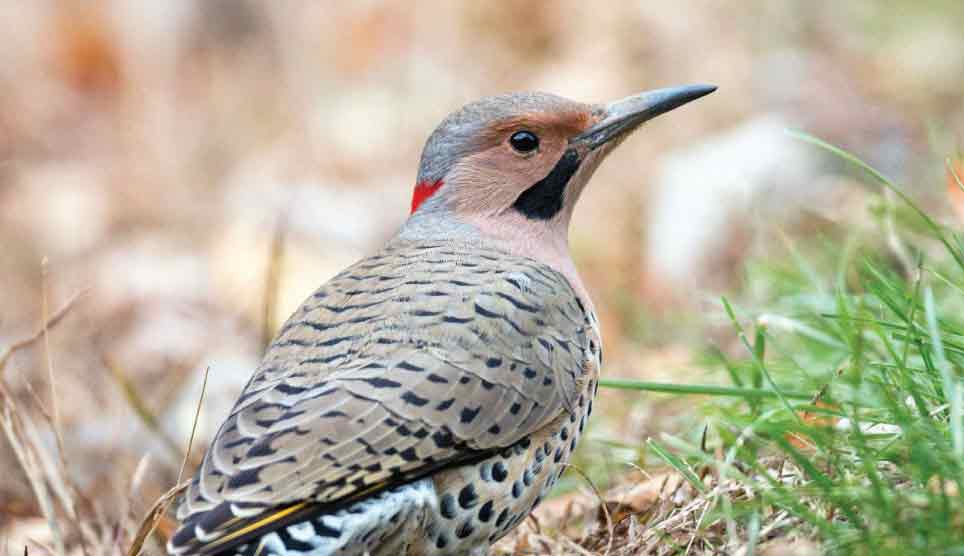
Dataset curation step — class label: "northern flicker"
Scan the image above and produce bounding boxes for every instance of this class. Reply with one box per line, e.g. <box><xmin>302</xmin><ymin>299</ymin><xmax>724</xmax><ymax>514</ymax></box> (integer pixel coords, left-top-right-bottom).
<box><xmin>168</xmin><ymin>84</ymin><xmax>715</xmax><ymax>556</ymax></box>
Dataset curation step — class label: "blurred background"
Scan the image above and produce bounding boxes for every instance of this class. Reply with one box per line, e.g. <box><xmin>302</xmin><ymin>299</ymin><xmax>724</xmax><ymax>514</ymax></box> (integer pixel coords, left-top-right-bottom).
<box><xmin>1</xmin><ymin>0</ymin><xmax>963</xmax><ymax>552</ymax></box>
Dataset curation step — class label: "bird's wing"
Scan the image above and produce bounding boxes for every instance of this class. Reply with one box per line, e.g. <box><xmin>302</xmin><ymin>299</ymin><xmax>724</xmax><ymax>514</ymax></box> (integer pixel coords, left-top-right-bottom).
<box><xmin>169</xmin><ymin>241</ymin><xmax>598</xmax><ymax>555</ymax></box>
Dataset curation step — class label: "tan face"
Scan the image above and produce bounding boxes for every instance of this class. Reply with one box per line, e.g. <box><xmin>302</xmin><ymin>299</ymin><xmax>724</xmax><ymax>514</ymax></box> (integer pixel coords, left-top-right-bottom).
<box><xmin>443</xmin><ymin>109</ymin><xmax>598</xmax><ymax>218</ymax></box>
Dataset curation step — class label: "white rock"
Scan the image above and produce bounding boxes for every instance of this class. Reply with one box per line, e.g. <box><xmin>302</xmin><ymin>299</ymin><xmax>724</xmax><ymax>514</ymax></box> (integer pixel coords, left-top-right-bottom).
<box><xmin>645</xmin><ymin>115</ymin><xmax>823</xmax><ymax>290</ymax></box>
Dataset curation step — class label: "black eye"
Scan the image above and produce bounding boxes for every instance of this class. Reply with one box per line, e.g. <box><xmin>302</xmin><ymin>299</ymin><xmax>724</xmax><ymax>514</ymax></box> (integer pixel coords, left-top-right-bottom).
<box><xmin>509</xmin><ymin>130</ymin><xmax>540</xmax><ymax>153</ymax></box>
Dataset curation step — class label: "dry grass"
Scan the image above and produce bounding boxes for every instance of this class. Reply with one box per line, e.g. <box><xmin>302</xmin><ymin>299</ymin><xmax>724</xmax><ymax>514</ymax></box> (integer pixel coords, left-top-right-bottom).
<box><xmin>0</xmin><ymin>289</ymin><xmax>207</xmax><ymax>556</ymax></box>
<box><xmin>1</xmin><ymin>291</ymin><xmax>105</xmax><ymax>555</ymax></box>
<box><xmin>497</xmin><ymin>458</ymin><xmax>819</xmax><ymax>556</ymax></box>
<box><xmin>126</xmin><ymin>366</ymin><xmax>208</xmax><ymax>556</ymax></box>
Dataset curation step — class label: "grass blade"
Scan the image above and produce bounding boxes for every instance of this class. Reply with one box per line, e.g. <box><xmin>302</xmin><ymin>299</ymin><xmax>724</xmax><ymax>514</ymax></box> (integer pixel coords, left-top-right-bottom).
<box><xmin>646</xmin><ymin>437</ymin><xmax>706</xmax><ymax>493</ymax></box>
<box><xmin>598</xmin><ymin>378</ymin><xmax>812</xmax><ymax>400</ymax></box>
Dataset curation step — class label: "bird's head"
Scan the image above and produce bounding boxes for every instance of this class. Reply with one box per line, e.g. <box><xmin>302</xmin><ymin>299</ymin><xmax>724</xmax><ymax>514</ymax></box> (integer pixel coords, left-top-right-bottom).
<box><xmin>403</xmin><ymin>85</ymin><xmax>716</xmax><ymax>251</ymax></box>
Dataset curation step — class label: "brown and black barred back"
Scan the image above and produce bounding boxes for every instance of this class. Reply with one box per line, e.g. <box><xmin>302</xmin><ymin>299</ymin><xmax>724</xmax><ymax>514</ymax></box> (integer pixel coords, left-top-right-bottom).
<box><xmin>170</xmin><ymin>239</ymin><xmax>600</xmax><ymax>555</ymax></box>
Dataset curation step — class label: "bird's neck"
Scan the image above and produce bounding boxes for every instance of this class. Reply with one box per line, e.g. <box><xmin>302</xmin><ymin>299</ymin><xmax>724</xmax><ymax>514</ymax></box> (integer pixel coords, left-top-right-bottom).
<box><xmin>396</xmin><ymin>209</ymin><xmax>593</xmax><ymax>311</ymax></box>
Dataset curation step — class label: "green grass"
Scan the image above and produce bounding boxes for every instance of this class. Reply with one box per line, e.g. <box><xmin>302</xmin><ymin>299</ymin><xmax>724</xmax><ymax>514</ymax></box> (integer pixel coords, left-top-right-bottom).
<box><xmin>603</xmin><ymin>135</ymin><xmax>964</xmax><ymax>554</ymax></box>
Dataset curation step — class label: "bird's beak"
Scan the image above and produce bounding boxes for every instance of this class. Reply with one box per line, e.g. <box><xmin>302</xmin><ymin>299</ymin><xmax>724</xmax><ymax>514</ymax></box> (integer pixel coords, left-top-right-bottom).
<box><xmin>570</xmin><ymin>84</ymin><xmax>717</xmax><ymax>151</ymax></box>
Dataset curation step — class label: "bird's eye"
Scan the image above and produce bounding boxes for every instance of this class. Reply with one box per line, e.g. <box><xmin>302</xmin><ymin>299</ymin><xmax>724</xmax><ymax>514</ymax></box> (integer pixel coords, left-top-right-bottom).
<box><xmin>509</xmin><ymin>130</ymin><xmax>540</xmax><ymax>154</ymax></box>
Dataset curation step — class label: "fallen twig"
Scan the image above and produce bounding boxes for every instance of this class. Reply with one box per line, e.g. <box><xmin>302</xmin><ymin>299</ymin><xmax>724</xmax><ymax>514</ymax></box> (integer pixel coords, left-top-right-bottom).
<box><xmin>0</xmin><ymin>288</ymin><xmax>87</xmax><ymax>373</ymax></box>
<box><xmin>128</xmin><ymin>365</ymin><xmax>209</xmax><ymax>556</ymax></box>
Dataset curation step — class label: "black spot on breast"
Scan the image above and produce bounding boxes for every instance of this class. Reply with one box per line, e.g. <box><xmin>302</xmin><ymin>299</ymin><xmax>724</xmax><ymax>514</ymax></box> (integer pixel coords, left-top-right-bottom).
<box><xmin>435</xmin><ymin>398</ymin><xmax>456</xmax><ymax>411</ymax></box>
<box><xmin>479</xmin><ymin>462</ymin><xmax>492</xmax><ymax>481</ymax></box>
<box><xmin>496</xmin><ymin>508</ymin><xmax>510</xmax><ymax>528</ymax></box>
<box><xmin>458</xmin><ymin>484</ymin><xmax>478</xmax><ymax>509</ymax></box>
<box><xmin>440</xmin><ymin>493</ymin><xmax>457</xmax><ymax>518</ymax></box>
<box><xmin>523</xmin><ymin>468</ymin><xmax>534</xmax><ymax>487</ymax></box>
<box><xmin>512</xmin><ymin>480</ymin><xmax>524</xmax><ymax>498</ymax></box>
<box><xmin>478</xmin><ymin>500</ymin><xmax>494</xmax><ymax>522</ymax></box>
<box><xmin>492</xmin><ymin>461</ymin><xmax>508</xmax><ymax>482</ymax></box>
<box><xmin>456</xmin><ymin>520</ymin><xmax>475</xmax><ymax>539</ymax></box>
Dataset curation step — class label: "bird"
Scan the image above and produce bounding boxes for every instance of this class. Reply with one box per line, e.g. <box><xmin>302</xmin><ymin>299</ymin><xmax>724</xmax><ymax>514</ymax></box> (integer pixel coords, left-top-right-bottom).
<box><xmin>167</xmin><ymin>84</ymin><xmax>716</xmax><ymax>556</ymax></box>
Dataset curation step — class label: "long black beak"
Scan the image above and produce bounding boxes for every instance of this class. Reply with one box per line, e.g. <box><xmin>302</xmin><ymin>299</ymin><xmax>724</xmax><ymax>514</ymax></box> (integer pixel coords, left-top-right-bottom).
<box><xmin>570</xmin><ymin>84</ymin><xmax>717</xmax><ymax>151</ymax></box>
